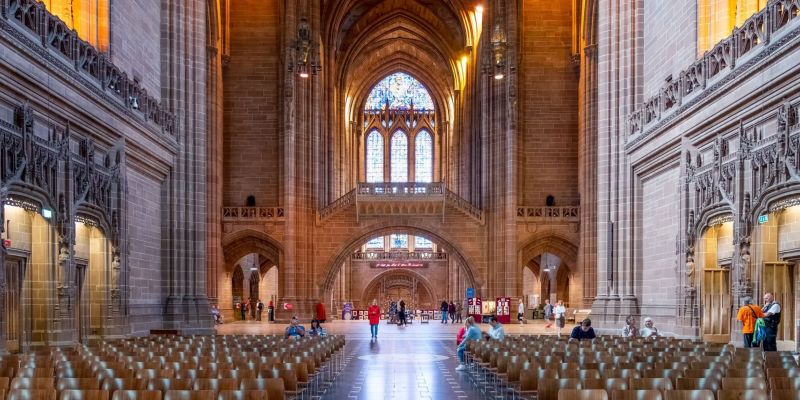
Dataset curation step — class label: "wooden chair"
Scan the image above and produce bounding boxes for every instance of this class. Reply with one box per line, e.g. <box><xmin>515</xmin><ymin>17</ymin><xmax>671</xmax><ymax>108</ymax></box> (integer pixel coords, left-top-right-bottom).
<box><xmin>562</xmin><ymin>370</ymin><xmax>601</xmax><ymax>380</ymax></box>
<box><xmin>163</xmin><ymin>390</ymin><xmax>216</xmax><ymax>400</ymax></box>
<box><xmin>724</xmin><ymin>369</ymin><xmax>764</xmax><ymax>378</ymax></box>
<box><xmin>769</xmin><ymin>369</ymin><xmax>800</xmax><ymax>378</ymax></box>
<box><xmin>716</xmin><ymin>389</ymin><xmax>768</xmax><ymax>400</ymax></box>
<box><xmin>100</xmin><ymin>379</ymin><xmax>148</xmax><ymax>391</ymax></box>
<box><xmin>7</xmin><ymin>389</ymin><xmax>58</xmax><ymax>400</ymax></box>
<box><xmin>602</xmin><ymin>370</ymin><xmax>640</xmax><ymax>380</ymax></box>
<box><xmin>11</xmin><ymin>378</ymin><xmax>55</xmax><ymax>390</ymax></box>
<box><xmin>59</xmin><ymin>390</ymin><xmax>110</xmax><ymax>400</ymax></box>
<box><xmin>16</xmin><ymin>369</ymin><xmax>55</xmax><ymax>379</ymax></box>
<box><xmin>147</xmin><ymin>379</ymin><xmax>194</xmax><ymax>392</ymax></box>
<box><xmin>675</xmin><ymin>378</ymin><xmax>720</xmax><ymax>391</ymax></box>
<box><xmin>193</xmin><ymin>379</ymin><xmax>238</xmax><ymax>392</ymax></box>
<box><xmin>661</xmin><ymin>390</ymin><xmax>715</xmax><ymax>400</ymax></box>
<box><xmin>682</xmin><ymin>369</ymin><xmax>723</xmax><ymax>381</ymax></box>
<box><xmin>56</xmin><ymin>379</ymin><xmax>101</xmax><ymax>391</ymax></box>
<box><xmin>539</xmin><ymin>378</ymin><xmax>582</xmax><ymax>400</ymax></box>
<box><xmin>629</xmin><ymin>378</ymin><xmax>673</xmax><ymax>391</ymax></box>
<box><xmin>216</xmin><ymin>390</ymin><xmax>269</xmax><ymax>400</ymax></box>
<box><xmin>558</xmin><ymin>389</ymin><xmax>609</xmax><ymax>400</ymax></box>
<box><xmin>110</xmin><ymin>391</ymin><xmax>163</xmax><ymax>400</ymax></box>
<box><xmin>770</xmin><ymin>390</ymin><xmax>800</xmax><ymax>400</ymax></box>
<box><xmin>770</xmin><ymin>377</ymin><xmax>800</xmax><ymax>390</ymax></box>
<box><xmin>609</xmin><ymin>389</ymin><xmax>663</xmax><ymax>400</ymax></box>
<box><xmin>263</xmin><ymin>379</ymin><xmax>285</xmax><ymax>400</ymax></box>
<box><xmin>720</xmin><ymin>377</ymin><xmax>766</xmax><ymax>390</ymax></box>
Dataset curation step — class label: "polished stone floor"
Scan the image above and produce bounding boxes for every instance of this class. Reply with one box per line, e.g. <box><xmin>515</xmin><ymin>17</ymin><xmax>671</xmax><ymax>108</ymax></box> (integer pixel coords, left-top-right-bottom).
<box><xmin>215</xmin><ymin>319</ymin><xmax>552</xmax><ymax>399</ymax></box>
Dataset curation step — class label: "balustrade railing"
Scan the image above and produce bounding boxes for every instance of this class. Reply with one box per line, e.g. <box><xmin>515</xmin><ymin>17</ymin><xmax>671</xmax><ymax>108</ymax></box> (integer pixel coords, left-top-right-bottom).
<box><xmin>445</xmin><ymin>189</ymin><xmax>484</xmax><ymax>223</ymax></box>
<box><xmin>1</xmin><ymin>0</ymin><xmax>176</xmax><ymax>135</ymax></box>
<box><xmin>222</xmin><ymin>207</ymin><xmax>285</xmax><ymax>222</ymax></box>
<box><xmin>516</xmin><ymin>206</ymin><xmax>580</xmax><ymax>222</ymax></box>
<box><xmin>627</xmin><ymin>0</ymin><xmax>800</xmax><ymax>145</ymax></box>
<box><xmin>356</xmin><ymin>182</ymin><xmax>445</xmax><ymax>195</ymax></box>
<box><xmin>352</xmin><ymin>251</ymin><xmax>448</xmax><ymax>261</ymax></box>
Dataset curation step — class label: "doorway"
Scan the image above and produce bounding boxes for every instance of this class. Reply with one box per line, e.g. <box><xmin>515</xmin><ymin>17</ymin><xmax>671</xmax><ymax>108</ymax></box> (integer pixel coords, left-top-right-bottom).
<box><xmin>702</xmin><ymin>268</ymin><xmax>731</xmax><ymax>342</ymax></box>
<box><xmin>763</xmin><ymin>261</ymin><xmax>795</xmax><ymax>342</ymax></box>
<box><xmin>5</xmin><ymin>256</ymin><xmax>25</xmax><ymax>352</ymax></box>
<box><xmin>75</xmin><ymin>263</ymin><xmax>87</xmax><ymax>343</ymax></box>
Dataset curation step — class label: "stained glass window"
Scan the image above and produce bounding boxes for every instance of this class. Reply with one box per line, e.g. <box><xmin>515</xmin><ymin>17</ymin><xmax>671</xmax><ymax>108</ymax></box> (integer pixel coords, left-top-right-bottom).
<box><xmin>391</xmin><ymin>234</ymin><xmax>409</xmax><ymax>249</ymax></box>
<box><xmin>414</xmin><ymin>130</ymin><xmax>433</xmax><ymax>182</ymax></box>
<box><xmin>366</xmin><ymin>130</ymin><xmax>383</xmax><ymax>182</ymax></box>
<box><xmin>365</xmin><ymin>72</ymin><xmax>435</xmax><ymax>110</ymax></box>
<box><xmin>390</xmin><ymin>131</ymin><xmax>408</xmax><ymax>182</ymax></box>
<box><xmin>414</xmin><ymin>236</ymin><xmax>433</xmax><ymax>249</ymax></box>
<box><xmin>366</xmin><ymin>236</ymin><xmax>384</xmax><ymax>249</ymax></box>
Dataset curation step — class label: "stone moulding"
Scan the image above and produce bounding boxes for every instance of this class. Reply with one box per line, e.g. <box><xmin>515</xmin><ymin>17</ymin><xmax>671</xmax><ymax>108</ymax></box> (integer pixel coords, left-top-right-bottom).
<box><xmin>625</xmin><ymin>1</ymin><xmax>800</xmax><ymax>151</ymax></box>
<box><xmin>516</xmin><ymin>206</ymin><xmax>581</xmax><ymax>223</ymax></box>
<box><xmin>0</xmin><ymin>0</ymin><xmax>176</xmax><ymax>137</ymax></box>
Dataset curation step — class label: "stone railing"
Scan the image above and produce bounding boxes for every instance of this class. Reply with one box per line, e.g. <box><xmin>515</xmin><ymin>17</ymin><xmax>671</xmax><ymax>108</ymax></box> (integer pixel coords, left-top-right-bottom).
<box><xmin>221</xmin><ymin>207</ymin><xmax>285</xmax><ymax>223</ymax></box>
<box><xmin>1</xmin><ymin>0</ymin><xmax>176</xmax><ymax>135</ymax></box>
<box><xmin>445</xmin><ymin>189</ymin><xmax>484</xmax><ymax>224</ymax></box>
<box><xmin>351</xmin><ymin>251</ymin><xmax>448</xmax><ymax>261</ymax></box>
<box><xmin>626</xmin><ymin>0</ymin><xmax>800</xmax><ymax>147</ymax></box>
<box><xmin>356</xmin><ymin>182</ymin><xmax>445</xmax><ymax>196</ymax></box>
<box><xmin>516</xmin><ymin>206</ymin><xmax>580</xmax><ymax>222</ymax></box>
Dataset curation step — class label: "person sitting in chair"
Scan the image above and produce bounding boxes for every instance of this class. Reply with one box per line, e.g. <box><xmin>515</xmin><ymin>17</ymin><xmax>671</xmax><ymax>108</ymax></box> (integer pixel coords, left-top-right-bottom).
<box><xmin>570</xmin><ymin>318</ymin><xmax>596</xmax><ymax>341</ymax></box>
<box><xmin>284</xmin><ymin>316</ymin><xmax>306</xmax><ymax>339</ymax></box>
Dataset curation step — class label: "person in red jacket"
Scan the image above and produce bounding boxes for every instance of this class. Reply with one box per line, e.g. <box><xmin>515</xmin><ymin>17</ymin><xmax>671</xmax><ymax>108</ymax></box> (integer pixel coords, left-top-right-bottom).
<box><xmin>456</xmin><ymin>325</ymin><xmax>466</xmax><ymax>346</ymax></box>
<box><xmin>316</xmin><ymin>302</ymin><xmax>327</xmax><ymax>323</ymax></box>
<box><xmin>368</xmin><ymin>299</ymin><xmax>381</xmax><ymax>339</ymax></box>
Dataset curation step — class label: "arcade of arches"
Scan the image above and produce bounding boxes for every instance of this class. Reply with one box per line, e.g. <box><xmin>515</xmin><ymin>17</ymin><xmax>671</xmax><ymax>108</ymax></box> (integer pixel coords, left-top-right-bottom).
<box><xmin>0</xmin><ymin>0</ymin><xmax>798</xmax><ymax>355</ymax></box>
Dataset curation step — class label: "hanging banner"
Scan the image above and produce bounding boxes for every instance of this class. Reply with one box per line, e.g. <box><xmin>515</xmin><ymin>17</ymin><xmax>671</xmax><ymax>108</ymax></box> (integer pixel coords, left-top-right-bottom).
<box><xmin>371</xmin><ymin>261</ymin><xmax>427</xmax><ymax>268</ymax></box>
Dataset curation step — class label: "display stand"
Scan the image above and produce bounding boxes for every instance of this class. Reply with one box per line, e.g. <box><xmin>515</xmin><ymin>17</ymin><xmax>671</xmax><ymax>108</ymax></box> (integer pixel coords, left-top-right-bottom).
<box><xmin>468</xmin><ymin>298</ymin><xmax>482</xmax><ymax>322</ymax></box>
<box><xmin>496</xmin><ymin>297</ymin><xmax>511</xmax><ymax>324</ymax></box>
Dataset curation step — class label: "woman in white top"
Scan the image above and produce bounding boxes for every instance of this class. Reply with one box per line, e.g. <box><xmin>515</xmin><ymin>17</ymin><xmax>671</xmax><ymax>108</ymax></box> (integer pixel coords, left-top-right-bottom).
<box><xmin>518</xmin><ymin>299</ymin><xmax>525</xmax><ymax>324</ymax></box>
<box><xmin>640</xmin><ymin>317</ymin><xmax>659</xmax><ymax>338</ymax></box>
<box><xmin>553</xmin><ymin>300</ymin><xmax>567</xmax><ymax>337</ymax></box>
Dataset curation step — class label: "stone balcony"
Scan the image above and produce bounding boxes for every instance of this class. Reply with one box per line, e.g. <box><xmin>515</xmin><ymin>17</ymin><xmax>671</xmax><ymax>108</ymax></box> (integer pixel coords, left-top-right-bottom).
<box><xmin>516</xmin><ymin>206</ymin><xmax>580</xmax><ymax>223</ymax></box>
<box><xmin>316</xmin><ymin>182</ymin><xmax>484</xmax><ymax>224</ymax></box>
<box><xmin>221</xmin><ymin>207</ymin><xmax>285</xmax><ymax>224</ymax></box>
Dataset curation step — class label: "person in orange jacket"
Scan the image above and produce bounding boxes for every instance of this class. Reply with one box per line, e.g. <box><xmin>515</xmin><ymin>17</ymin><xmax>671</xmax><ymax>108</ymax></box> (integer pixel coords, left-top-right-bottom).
<box><xmin>368</xmin><ymin>299</ymin><xmax>381</xmax><ymax>338</ymax></box>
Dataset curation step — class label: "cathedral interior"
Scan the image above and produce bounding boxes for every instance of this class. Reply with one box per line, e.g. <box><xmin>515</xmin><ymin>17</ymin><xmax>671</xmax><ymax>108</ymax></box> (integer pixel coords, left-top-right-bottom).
<box><xmin>1</xmin><ymin>0</ymin><xmax>800</xmax><ymax>398</ymax></box>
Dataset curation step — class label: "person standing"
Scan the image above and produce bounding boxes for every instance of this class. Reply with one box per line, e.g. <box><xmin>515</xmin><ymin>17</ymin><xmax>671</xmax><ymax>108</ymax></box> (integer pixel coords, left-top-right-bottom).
<box><xmin>399</xmin><ymin>300</ymin><xmax>407</xmax><ymax>326</ymax></box>
<box><xmin>368</xmin><ymin>299</ymin><xmax>381</xmax><ymax>338</ymax></box>
<box><xmin>448</xmin><ymin>301</ymin><xmax>456</xmax><ymax>324</ymax></box>
<box><xmin>737</xmin><ymin>297</ymin><xmax>764</xmax><ymax>348</ymax></box>
<box><xmin>440</xmin><ymin>300</ymin><xmax>449</xmax><ymax>324</ymax></box>
<box><xmin>256</xmin><ymin>300</ymin><xmax>264</xmax><ymax>321</ymax></box>
<box><xmin>543</xmin><ymin>299</ymin><xmax>553</xmax><ymax>321</ymax></box>
<box><xmin>268</xmin><ymin>299</ymin><xmax>274</xmax><ymax>322</ymax></box>
<box><xmin>316</xmin><ymin>301</ymin><xmax>327</xmax><ymax>323</ymax></box>
<box><xmin>455</xmin><ymin>300</ymin><xmax>463</xmax><ymax>324</ymax></box>
<box><xmin>517</xmin><ymin>299</ymin><xmax>525</xmax><ymax>324</ymax></box>
<box><xmin>240</xmin><ymin>301</ymin><xmax>247</xmax><ymax>321</ymax></box>
<box><xmin>762</xmin><ymin>292</ymin><xmax>781</xmax><ymax>351</ymax></box>
<box><xmin>250</xmin><ymin>298</ymin><xmax>256</xmax><ymax>319</ymax></box>
<box><xmin>553</xmin><ymin>300</ymin><xmax>566</xmax><ymax>336</ymax></box>
<box><xmin>455</xmin><ymin>317</ymin><xmax>482</xmax><ymax>371</ymax></box>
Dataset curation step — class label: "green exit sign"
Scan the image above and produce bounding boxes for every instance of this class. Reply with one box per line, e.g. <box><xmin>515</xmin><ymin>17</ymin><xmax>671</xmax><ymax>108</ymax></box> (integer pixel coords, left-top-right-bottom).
<box><xmin>758</xmin><ymin>215</ymin><xmax>768</xmax><ymax>224</ymax></box>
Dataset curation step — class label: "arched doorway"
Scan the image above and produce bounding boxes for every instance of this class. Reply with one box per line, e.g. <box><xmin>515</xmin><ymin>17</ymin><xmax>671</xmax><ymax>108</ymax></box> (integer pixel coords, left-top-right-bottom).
<box><xmin>220</xmin><ymin>230</ymin><xmax>283</xmax><ymax>321</ymax></box>
<box><xmin>698</xmin><ymin>220</ymin><xmax>733</xmax><ymax>343</ymax></box>
<box><xmin>73</xmin><ymin>218</ymin><xmax>111</xmax><ymax>342</ymax></box>
<box><xmin>231</xmin><ymin>265</ymin><xmax>244</xmax><ymax>318</ymax></box>
<box><xmin>519</xmin><ymin>236</ymin><xmax>579</xmax><ymax>308</ymax></box>
<box><xmin>361</xmin><ymin>269</ymin><xmax>438</xmax><ymax>311</ymax></box>
<box><xmin>319</xmin><ymin>226</ymin><xmax>479</xmax><ymax>317</ymax></box>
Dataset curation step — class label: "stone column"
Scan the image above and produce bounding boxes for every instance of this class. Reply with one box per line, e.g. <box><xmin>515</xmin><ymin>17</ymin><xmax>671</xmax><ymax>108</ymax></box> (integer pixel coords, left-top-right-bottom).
<box><xmin>160</xmin><ymin>0</ymin><xmax>213</xmax><ymax>333</ymax></box>
<box><xmin>206</xmin><ymin>0</ymin><xmax>225</xmax><ymax>307</ymax></box>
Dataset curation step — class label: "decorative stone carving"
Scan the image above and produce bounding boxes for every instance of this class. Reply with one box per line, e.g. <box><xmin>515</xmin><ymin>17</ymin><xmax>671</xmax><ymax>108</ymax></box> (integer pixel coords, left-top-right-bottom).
<box><xmin>686</xmin><ymin>249</ymin><xmax>696</xmax><ymax>288</ymax></box>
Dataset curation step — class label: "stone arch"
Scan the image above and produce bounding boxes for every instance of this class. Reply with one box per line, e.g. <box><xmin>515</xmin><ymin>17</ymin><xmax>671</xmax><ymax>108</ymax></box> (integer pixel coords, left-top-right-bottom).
<box><xmin>318</xmin><ymin>223</ymin><xmax>482</xmax><ymax>300</ymax></box>
<box><xmin>221</xmin><ymin>229</ymin><xmax>283</xmax><ymax>271</ymax></box>
<box><xmin>518</xmin><ymin>234</ymin><xmax>579</xmax><ymax>305</ymax></box>
<box><xmin>360</xmin><ymin>269</ymin><xmax>438</xmax><ymax>309</ymax></box>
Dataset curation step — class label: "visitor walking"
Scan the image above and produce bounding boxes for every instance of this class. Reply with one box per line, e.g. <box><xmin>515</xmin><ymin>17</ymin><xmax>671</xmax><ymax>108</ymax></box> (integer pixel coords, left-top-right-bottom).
<box><xmin>517</xmin><ymin>298</ymin><xmax>525</xmax><ymax>324</ymax></box>
<box><xmin>543</xmin><ymin>299</ymin><xmax>553</xmax><ymax>321</ymax></box>
<box><xmin>399</xmin><ymin>300</ymin><xmax>407</xmax><ymax>326</ymax></box>
<box><xmin>737</xmin><ymin>297</ymin><xmax>763</xmax><ymax>348</ymax></box>
<box><xmin>762</xmin><ymin>292</ymin><xmax>781</xmax><ymax>351</ymax></box>
<box><xmin>239</xmin><ymin>301</ymin><xmax>247</xmax><ymax>321</ymax></box>
<box><xmin>448</xmin><ymin>301</ymin><xmax>456</xmax><ymax>324</ymax></box>
<box><xmin>455</xmin><ymin>300</ymin><xmax>463</xmax><ymax>323</ymax></box>
<box><xmin>553</xmin><ymin>300</ymin><xmax>566</xmax><ymax>336</ymax></box>
<box><xmin>455</xmin><ymin>317</ymin><xmax>481</xmax><ymax>371</ymax></box>
<box><xmin>256</xmin><ymin>299</ymin><xmax>264</xmax><ymax>321</ymax></box>
<box><xmin>368</xmin><ymin>299</ymin><xmax>381</xmax><ymax>338</ymax></box>
<box><xmin>440</xmin><ymin>300</ymin><xmax>449</xmax><ymax>324</ymax></box>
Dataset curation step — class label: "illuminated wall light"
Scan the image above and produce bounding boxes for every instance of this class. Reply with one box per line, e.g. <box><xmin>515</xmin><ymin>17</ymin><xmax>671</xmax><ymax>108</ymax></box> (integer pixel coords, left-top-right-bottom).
<box><xmin>41</xmin><ymin>208</ymin><xmax>53</xmax><ymax>219</ymax></box>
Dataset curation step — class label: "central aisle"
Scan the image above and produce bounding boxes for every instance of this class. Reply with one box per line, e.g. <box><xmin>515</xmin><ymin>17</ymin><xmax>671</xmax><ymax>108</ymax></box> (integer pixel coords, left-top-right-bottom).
<box><xmin>322</xmin><ymin>337</ymin><xmax>484</xmax><ymax>400</ymax></box>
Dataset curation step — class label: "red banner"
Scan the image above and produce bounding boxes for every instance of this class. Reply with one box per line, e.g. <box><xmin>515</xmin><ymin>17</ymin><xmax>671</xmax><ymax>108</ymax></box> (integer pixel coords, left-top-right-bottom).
<box><xmin>371</xmin><ymin>261</ymin><xmax>427</xmax><ymax>268</ymax></box>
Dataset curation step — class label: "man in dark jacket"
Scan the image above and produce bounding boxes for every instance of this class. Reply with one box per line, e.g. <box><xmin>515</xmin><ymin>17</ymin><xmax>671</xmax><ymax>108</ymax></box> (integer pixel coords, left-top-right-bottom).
<box><xmin>440</xmin><ymin>300</ymin><xmax>449</xmax><ymax>324</ymax></box>
<box><xmin>570</xmin><ymin>318</ymin><xmax>596</xmax><ymax>341</ymax></box>
<box><xmin>762</xmin><ymin>292</ymin><xmax>782</xmax><ymax>351</ymax></box>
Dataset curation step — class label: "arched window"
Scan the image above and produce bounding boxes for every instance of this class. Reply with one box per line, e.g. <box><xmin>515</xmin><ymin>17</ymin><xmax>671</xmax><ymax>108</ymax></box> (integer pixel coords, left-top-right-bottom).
<box><xmin>366</xmin><ymin>237</ymin><xmax>384</xmax><ymax>249</ymax></box>
<box><xmin>366</xmin><ymin>130</ymin><xmax>384</xmax><ymax>183</ymax></box>
<box><xmin>414</xmin><ymin>130</ymin><xmax>433</xmax><ymax>183</ymax></box>
<box><xmin>43</xmin><ymin>0</ymin><xmax>109</xmax><ymax>51</ymax></box>
<box><xmin>365</xmin><ymin>72</ymin><xmax>435</xmax><ymax>110</ymax></box>
<box><xmin>390</xmin><ymin>132</ymin><xmax>408</xmax><ymax>182</ymax></box>
<box><xmin>414</xmin><ymin>236</ymin><xmax>432</xmax><ymax>249</ymax></box>
<box><xmin>697</xmin><ymin>0</ymin><xmax>767</xmax><ymax>55</ymax></box>
<box><xmin>391</xmin><ymin>234</ymin><xmax>408</xmax><ymax>249</ymax></box>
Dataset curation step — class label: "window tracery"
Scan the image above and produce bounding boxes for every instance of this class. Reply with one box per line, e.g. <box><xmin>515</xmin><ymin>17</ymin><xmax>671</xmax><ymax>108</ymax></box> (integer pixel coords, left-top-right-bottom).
<box><xmin>415</xmin><ymin>131</ymin><xmax>433</xmax><ymax>183</ymax></box>
<box><xmin>366</xmin><ymin>130</ymin><xmax>384</xmax><ymax>183</ymax></box>
<box><xmin>365</xmin><ymin>72</ymin><xmax>435</xmax><ymax>110</ymax></box>
<box><xmin>390</xmin><ymin>131</ymin><xmax>408</xmax><ymax>182</ymax></box>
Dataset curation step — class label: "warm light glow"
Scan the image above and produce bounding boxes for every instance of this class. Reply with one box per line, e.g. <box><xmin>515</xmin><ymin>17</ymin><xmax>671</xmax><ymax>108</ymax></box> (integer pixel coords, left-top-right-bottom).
<box><xmin>476</xmin><ymin>5</ymin><xmax>484</xmax><ymax>14</ymax></box>
<box><xmin>494</xmin><ymin>73</ymin><xmax>504</xmax><ymax>80</ymax></box>
<box><xmin>299</xmin><ymin>72</ymin><xmax>309</xmax><ymax>78</ymax></box>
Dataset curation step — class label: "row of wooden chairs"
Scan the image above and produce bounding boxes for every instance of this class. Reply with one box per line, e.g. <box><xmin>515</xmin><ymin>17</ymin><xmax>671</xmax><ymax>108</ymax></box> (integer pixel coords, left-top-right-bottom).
<box><xmin>0</xmin><ymin>388</ymin><xmax>286</xmax><ymax>400</ymax></box>
<box><xmin>557</xmin><ymin>388</ymin><xmax>800</xmax><ymax>400</ymax></box>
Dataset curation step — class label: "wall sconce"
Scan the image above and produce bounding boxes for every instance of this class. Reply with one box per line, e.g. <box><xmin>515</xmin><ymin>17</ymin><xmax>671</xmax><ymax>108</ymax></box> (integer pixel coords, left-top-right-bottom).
<box><xmin>290</xmin><ymin>17</ymin><xmax>320</xmax><ymax>78</ymax></box>
<box><xmin>491</xmin><ymin>24</ymin><xmax>507</xmax><ymax>80</ymax></box>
